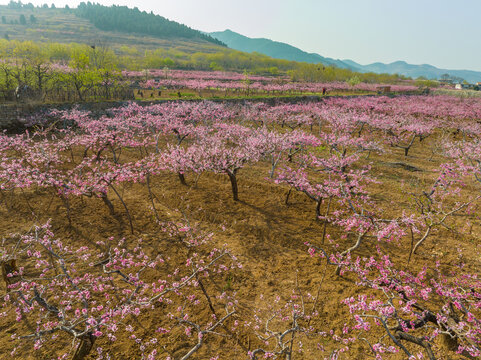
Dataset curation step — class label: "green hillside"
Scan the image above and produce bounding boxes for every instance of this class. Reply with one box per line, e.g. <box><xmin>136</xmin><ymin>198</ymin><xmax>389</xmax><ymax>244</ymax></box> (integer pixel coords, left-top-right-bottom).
<box><xmin>0</xmin><ymin>3</ymin><xmax>224</xmax><ymax>53</ymax></box>
<box><xmin>76</xmin><ymin>3</ymin><xmax>225</xmax><ymax>47</ymax></box>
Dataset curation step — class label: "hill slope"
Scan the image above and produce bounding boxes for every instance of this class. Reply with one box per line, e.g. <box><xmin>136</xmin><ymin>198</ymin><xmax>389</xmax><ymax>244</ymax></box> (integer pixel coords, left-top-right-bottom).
<box><xmin>209</xmin><ymin>29</ymin><xmax>356</xmax><ymax>70</ymax></box>
<box><xmin>0</xmin><ymin>4</ymin><xmax>225</xmax><ymax>53</ymax></box>
<box><xmin>75</xmin><ymin>2</ymin><xmax>225</xmax><ymax>46</ymax></box>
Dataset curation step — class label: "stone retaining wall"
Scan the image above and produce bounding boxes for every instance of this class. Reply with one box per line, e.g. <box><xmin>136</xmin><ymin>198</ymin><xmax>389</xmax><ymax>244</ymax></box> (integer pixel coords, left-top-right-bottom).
<box><xmin>0</xmin><ymin>93</ymin><xmax>420</xmax><ymax>133</ymax></box>
<box><xmin>0</xmin><ymin>96</ymin><xmax>325</xmax><ymax>132</ymax></box>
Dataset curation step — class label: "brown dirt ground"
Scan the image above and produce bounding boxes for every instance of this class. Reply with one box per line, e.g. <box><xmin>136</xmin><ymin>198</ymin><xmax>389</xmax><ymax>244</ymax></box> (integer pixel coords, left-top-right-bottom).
<box><xmin>0</xmin><ymin>126</ymin><xmax>480</xmax><ymax>360</ymax></box>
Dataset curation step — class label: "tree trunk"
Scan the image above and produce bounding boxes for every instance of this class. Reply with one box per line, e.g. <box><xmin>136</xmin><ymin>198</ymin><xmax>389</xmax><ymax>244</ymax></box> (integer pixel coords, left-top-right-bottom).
<box><xmin>178</xmin><ymin>172</ymin><xmax>187</xmax><ymax>185</ymax></box>
<box><xmin>315</xmin><ymin>198</ymin><xmax>322</xmax><ymax>218</ymax></box>
<box><xmin>226</xmin><ymin>169</ymin><xmax>239</xmax><ymax>201</ymax></box>
<box><xmin>100</xmin><ymin>193</ymin><xmax>115</xmax><ymax>215</ymax></box>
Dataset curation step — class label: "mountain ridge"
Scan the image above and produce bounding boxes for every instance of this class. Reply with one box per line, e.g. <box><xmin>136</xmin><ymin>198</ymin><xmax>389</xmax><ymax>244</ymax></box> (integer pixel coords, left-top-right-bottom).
<box><xmin>346</xmin><ymin>59</ymin><xmax>481</xmax><ymax>82</ymax></box>
<box><xmin>209</xmin><ymin>29</ymin><xmax>356</xmax><ymax>70</ymax></box>
<box><xmin>210</xmin><ymin>29</ymin><xmax>481</xmax><ymax>83</ymax></box>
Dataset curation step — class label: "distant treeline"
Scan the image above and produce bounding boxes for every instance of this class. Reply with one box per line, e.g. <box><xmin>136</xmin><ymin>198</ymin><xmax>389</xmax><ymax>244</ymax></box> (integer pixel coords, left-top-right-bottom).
<box><xmin>0</xmin><ymin>38</ymin><xmax>412</xmax><ymax>103</ymax></box>
<box><xmin>75</xmin><ymin>2</ymin><xmax>226</xmax><ymax>47</ymax></box>
<box><xmin>2</xmin><ymin>39</ymin><xmax>408</xmax><ymax>82</ymax></box>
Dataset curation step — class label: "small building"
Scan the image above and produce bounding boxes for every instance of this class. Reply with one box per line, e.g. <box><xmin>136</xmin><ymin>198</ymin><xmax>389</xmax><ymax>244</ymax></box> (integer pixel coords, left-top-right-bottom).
<box><xmin>455</xmin><ymin>83</ymin><xmax>463</xmax><ymax>90</ymax></box>
<box><xmin>376</xmin><ymin>85</ymin><xmax>391</xmax><ymax>94</ymax></box>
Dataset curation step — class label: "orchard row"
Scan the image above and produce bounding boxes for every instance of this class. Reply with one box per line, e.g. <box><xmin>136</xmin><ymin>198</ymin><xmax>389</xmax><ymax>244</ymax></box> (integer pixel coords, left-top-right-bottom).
<box><xmin>0</xmin><ymin>95</ymin><xmax>480</xmax><ymax>359</ymax></box>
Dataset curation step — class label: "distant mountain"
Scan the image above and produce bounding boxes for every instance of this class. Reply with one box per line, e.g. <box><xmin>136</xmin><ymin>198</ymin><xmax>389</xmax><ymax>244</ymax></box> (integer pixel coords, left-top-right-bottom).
<box><xmin>210</xmin><ymin>29</ymin><xmax>481</xmax><ymax>83</ymax></box>
<box><xmin>209</xmin><ymin>29</ymin><xmax>356</xmax><ymax>70</ymax></box>
<box><xmin>344</xmin><ymin>60</ymin><xmax>481</xmax><ymax>83</ymax></box>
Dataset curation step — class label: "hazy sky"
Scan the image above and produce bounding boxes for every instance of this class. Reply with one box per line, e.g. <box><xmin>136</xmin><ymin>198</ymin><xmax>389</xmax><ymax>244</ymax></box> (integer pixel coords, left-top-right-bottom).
<box><xmin>3</xmin><ymin>0</ymin><xmax>481</xmax><ymax>71</ymax></box>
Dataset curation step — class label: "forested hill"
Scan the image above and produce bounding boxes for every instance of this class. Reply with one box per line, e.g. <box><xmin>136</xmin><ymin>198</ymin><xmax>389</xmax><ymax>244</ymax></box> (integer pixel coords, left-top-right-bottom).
<box><xmin>75</xmin><ymin>2</ymin><xmax>225</xmax><ymax>46</ymax></box>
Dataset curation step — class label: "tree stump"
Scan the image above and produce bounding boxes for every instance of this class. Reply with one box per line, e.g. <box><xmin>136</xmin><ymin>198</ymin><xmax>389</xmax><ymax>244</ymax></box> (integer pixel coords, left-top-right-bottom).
<box><xmin>1</xmin><ymin>259</ymin><xmax>18</xmax><ymax>290</ymax></box>
<box><xmin>72</xmin><ymin>333</ymin><xmax>96</xmax><ymax>360</ymax></box>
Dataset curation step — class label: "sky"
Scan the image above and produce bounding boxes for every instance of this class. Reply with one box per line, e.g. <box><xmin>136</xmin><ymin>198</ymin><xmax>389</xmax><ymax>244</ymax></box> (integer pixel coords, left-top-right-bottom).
<box><xmin>3</xmin><ymin>0</ymin><xmax>481</xmax><ymax>71</ymax></box>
